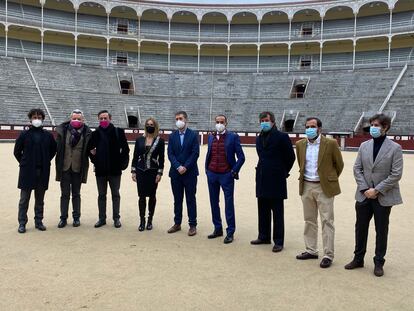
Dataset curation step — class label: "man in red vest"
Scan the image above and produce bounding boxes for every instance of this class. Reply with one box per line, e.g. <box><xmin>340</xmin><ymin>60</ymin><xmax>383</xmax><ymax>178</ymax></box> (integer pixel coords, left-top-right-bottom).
<box><xmin>205</xmin><ymin>115</ymin><xmax>245</xmax><ymax>244</ymax></box>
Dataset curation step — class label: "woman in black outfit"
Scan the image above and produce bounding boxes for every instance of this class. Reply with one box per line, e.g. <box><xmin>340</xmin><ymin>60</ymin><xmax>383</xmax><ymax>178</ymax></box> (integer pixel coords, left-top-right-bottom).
<box><xmin>131</xmin><ymin>117</ymin><xmax>165</xmax><ymax>231</ymax></box>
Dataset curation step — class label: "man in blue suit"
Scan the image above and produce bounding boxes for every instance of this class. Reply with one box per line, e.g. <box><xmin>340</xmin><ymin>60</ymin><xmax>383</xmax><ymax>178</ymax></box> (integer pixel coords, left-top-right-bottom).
<box><xmin>167</xmin><ymin>111</ymin><xmax>200</xmax><ymax>236</ymax></box>
<box><xmin>205</xmin><ymin>115</ymin><xmax>245</xmax><ymax>244</ymax></box>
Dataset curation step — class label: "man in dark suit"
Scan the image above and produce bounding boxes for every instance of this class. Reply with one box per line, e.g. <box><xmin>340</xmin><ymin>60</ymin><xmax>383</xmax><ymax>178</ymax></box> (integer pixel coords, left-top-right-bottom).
<box><xmin>205</xmin><ymin>115</ymin><xmax>245</xmax><ymax>244</ymax></box>
<box><xmin>88</xmin><ymin>110</ymin><xmax>130</xmax><ymax>229</ymax></box>
<box><xmin>251</xmin><ymin>111</ymin><xmax>295</xmax><ymax>252</ymax></box>
<box><xmin>14</xmin><ymin>108</ymin><xmax>57</xmax><ymax>233</ymax></box>
<box><xmin>167</xmin><ymin>111</ymin><xmax>200</xmax><ymax>236</ymax></box>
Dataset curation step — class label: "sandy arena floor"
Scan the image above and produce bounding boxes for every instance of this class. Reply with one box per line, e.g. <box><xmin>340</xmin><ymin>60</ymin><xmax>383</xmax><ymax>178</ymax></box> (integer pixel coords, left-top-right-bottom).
<box><xmin>0</xmin><ymin>143</ymin><xmax>413</xmax><ymax>311</ymax></box>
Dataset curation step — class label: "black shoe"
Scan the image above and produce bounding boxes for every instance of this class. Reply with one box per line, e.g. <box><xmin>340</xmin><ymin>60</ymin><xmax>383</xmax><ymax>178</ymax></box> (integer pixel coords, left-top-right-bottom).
<box><xmin>94</xmin><ymin>219</ymin><xmax>106</xmax><ymax>228</ymax></box>
<box><xmin>320</xmin><ymin>258</ymin><xmax>333</xmax><ymax>268</ymax></box>
<box><xmin>114</xmin><ymin>219</ymin><xmax>122</xmax><ymax>228</ymax></box>
<box><xmin>138</xmin><ymin>218</ymin><xmax>145</xmax><ymax>232</ymax></box>
<box><xmin>73</xmin><ymin>219</ymin><xmax>81</xmax><ymax>227</ymax></box>
<box><xmin>272</xmin><ymin>245</ymin><xmax>283</xmax><ymax>253</ymax></box>
<box><xmin>208</xmin><ymin>229</ymin><xmax>224</xmax><ymax>239</ymax></box>
<box><xmin>35</xmin><ymin>222</ymin><xmax>46</xmax><ymax>231</ymax></box>
<box><xmin>374</xmin><ymin>264</ymin><xmax>384</xmax><ymax>277</ymax></box>
<box><xmin>58</xmin><ymin>220</ymin><xmax>67</xmax><ymax>228</ymax></box>
<box><xmin>18</xmin><ymin>224</ymin><xmax>26</xmax><ymax>234</ymax></box>
<box><xmin>344</xmin><ymin>260</ymin><xmax>364</xmax><ymax>270</ymax></box>
<box><xmin>223</xmin><ymin>235</ymin><xmax>234</xmax><ymax>244</ymax></box>
<box><xmin>250</xmin><ymin>239</ymin><xmax>271</xmax><ymax>245</ymax></box>
<box><xmin>296</xmin><ymin>252</ymin><xmax>318</xmax><ymax>260</ymax></box>
<box><xmin>146</xmin><ymin>219</ymin><xmax>153</xmax><ymax>231</ymax></box>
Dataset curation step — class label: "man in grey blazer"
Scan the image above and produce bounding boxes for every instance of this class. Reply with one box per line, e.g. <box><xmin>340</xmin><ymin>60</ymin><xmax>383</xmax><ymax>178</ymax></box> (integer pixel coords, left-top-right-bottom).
<box><xmin>345</xmin><ymin>114</ymin><xmax>403</xmax><ymax>277</ymax></box>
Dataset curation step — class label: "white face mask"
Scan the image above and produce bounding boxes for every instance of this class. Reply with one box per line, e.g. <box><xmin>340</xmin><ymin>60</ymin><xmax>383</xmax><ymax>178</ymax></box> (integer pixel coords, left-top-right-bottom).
<box><xmin>31</xmin><ymin>119</ymin><xmax>43</xmax><ymax>128</ymax></box>
<box><xmin>215</xmin><ymin>123</ymin><xmax>225</xmax><ymax>133</ymax></box>
<box><xmin>176</xmin><ymin>120</ymin><xmax>185</xmax><ymax>129</ymax></box>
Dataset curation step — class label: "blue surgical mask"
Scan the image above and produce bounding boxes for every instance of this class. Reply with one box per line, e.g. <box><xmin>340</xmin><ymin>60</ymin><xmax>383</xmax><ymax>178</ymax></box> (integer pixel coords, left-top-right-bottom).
<box><xmin>305</xmin><ymin>128</ymin><xmax>318</xmax><ymax>140</ymax></box>
<box><xmin>260</xmin><ymin>122</ymin><xmax>272</xmax><ymax>132</ymax></box>
<box><xmin>370</xmin><ymin>126</ymin><xmax>382</xmax><ymax>138</ymax></box>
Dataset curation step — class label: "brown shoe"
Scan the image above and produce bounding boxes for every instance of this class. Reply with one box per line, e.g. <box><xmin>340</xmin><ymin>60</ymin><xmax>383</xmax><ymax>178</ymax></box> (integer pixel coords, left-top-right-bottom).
<box><xmin>188</xmin><ymin>226</ymin><xmax>197</xmax><ymax>236</ymax></box>
<box><xmin>167</xmin><ymin>224</ymin><xmax>181</xmax><ymax>234</ymax></box>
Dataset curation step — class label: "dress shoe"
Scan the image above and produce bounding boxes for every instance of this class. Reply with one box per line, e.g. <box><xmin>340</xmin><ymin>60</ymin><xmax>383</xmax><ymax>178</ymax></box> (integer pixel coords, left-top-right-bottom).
<box><xmin>58</xmin><ymin>220</ymin><xmax>67</xmax><ymax>228</ymax></box>
<box><xmin>167</xmin><ymin>224</ymin><xmax>181</xmax><ymax>234</ymax></box>
<box><xmin>18</xmin><ymin>224</ymin><xmax>26</xmax><ymax>234</ymax></box>
<box><xmin>35</xmin><ymin>222</ymin><xmax>47</xmax><ymax>231</ymax></box>
<box><xmin>223</xmin><ymin>235</ymin><xmax>234</xmax><ymax>244</ymax></box>
<box><xmin>114</xmin><ymin>219</ymin><xmax>122</xmax><ymax>228</ymax></box>
<box><xmin>344</xmin><ymin>260</ymin><xmax>364</xmax><ymax>270</ymax></box>
<box><xmin>296</xmin><ymin>252</ymin><xmax>318</xmax><ymax>260</ymax></box>
<box><xmin>208</xmin><ymin>229</ymin><xmax>223</xmax><ymax>239</ymax></box>
<box><xmin>272</xmin><ymin>245</ymin><xmax>283</xmax><ymax>253</ymax></box>
<box><xmin>250</xmin><ymin>239</ymin><xmax>271</xmax><ymax>245</ymax></box>
<box><xmin>138</xmin><ymin>218</ymin><xmax>145</xmax><ymax>232</ymax></box>
<box><xmin>320</xmin><ymin>258</ymin><xmax>333</xmax><ymax>268</ymax></box>
<box><xmin>188</xmin><ymin>226</ymin><xmax>197</xmax><ymax>236</ymax></box>
<box><xmin>73</xmin><ymin>219</ymin><xmax>81</xmax><ymax>227</ymax></box>
<box><xmin>94</xmin><ymin>219</ymin><xmax>106</xmax><ymax>228</ymax></box>
<box><xmin>146</xmin><ymin>218</ymin><xmax>153</xmax><ymax>231</ymax></box>
<box><xmin>374</xmin><ymin>264</ymin><xmax>384</xmax><ymax>277</ymax></box>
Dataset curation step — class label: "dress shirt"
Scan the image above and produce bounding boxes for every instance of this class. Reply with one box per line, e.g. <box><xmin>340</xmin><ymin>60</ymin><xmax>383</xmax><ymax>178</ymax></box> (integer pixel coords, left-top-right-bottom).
<box><xmin>179</xmin><ymin>129</ymin><xmax>186</xmax><ymax>146</ymax></box>
<box><xmin>216</xmin><ymin>129</ymin><xmax>226</xmax><ymax>140</ymax></box>
<box><xmin>304</xmin><ymin>134</ymin><xmax>321</xmax><ymax>182</ymax></box>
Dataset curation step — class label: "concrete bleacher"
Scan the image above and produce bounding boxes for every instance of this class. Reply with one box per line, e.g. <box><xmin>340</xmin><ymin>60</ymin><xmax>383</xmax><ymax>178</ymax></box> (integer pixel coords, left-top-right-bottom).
<box><xmin>0</xmin><ymin>56</ymin><xmax>411</xmax><ymax>134</ymax></box>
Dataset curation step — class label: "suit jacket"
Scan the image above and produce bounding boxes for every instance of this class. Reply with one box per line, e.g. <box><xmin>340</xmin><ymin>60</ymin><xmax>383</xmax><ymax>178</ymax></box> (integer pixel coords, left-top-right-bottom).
<box><xmin>131</xmin><ymin>135</ymin><xmax>165</xmax><ymax>175</ymax></box>
<box><xmin>168</xmin><ymin>128</ymin><xmax>199</xmax><ymax>178</ymax></box>
<box><xmin>296</xmin><ymin>135</ymin><xmax>344</xmax><ymax>198</ymax></box>
<box><xmin>255</xmin><ymin>127</ymin><xmax>295</xmax><ymax>199</ymax></box>
<box><xmin>205</xmin><ymin>131</ymin><xmax>245</xmax><ymax>176</ymax></box>
<box><xmin>55</xmin><ymin>121</ymin><xmax>92</xmax><ymax>183</ymax></box>
<box><xmin>354</xmin><ymin>137</ymin><xmax>403</xmax><ymax>206</ymax></box>
<box><xmin>14</xmin><ymin>127</ymin><xmax>57</xmax><ymax>190</ymax></box>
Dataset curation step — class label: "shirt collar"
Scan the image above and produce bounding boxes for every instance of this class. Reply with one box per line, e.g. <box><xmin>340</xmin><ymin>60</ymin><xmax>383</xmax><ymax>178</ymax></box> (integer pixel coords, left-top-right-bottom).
<box><xmin>179</xmin><ymin>128</ymin><xmax>187</xmax><ymax>135</ymax></box>
<box><xmin>307</xmin><ymin>134</ymin><xmax>321</xmax><ymax>145</ymax></box>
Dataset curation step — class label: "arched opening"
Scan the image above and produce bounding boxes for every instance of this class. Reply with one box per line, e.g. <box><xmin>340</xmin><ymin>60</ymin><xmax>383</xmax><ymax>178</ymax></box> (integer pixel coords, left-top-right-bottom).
<box><xmin>284</xmin><ymin>119</ymin><xmax>295</xmax><ymax>132</ymax></box>
<box><xmin>78</xmin><ymin>2</ymin><xmax>107</xmax><ymax>35</ymax></box>
<box><xmin>170</xmin><ymin>43</ymin><xmax>198</xmax><ymax>71</ymax></box>
<box><xmin>355</xmin><ymin>37</ymin><xmax>389</xmax><ymax>68</ymax></box>
<box><xmin>290</xmin><ymin>42</ymin><xmax>320</xmax><ymax>71</ymax></box>
<box><xmin>128</xmin><ymin>115</ymin><xmax>138</xmax><ymax>128</ymax></box>
<box><xmin>261</xmin><ymin>11</ymin><xmax>289</xmax><ymax>41</ymax></box>
<box><xmin>141</xmin><ymin>9</ymin><xmax>169</xmax><ymax>41</ymax></box>
<box><xmin>259</xmin><ymin>44</ymin><xmax>289</xmax><ymax>71</ymax></box>
<box><xmin>231</xmin><ymin>12</ymin><xmax>258</xmax><ymax>42</ymax></box>
<box><xmin>43</xmin><ymin>31</ymin><xmax>75</xmax><ymax>63</ymax></box>
<box><xmin>392</xmin><ymin>0</ymin><xmax>414</xmax><ymax>33</ymax></box>
<box><xmin>324</xmin><ymin>6</ymin><xmax>354</xmax><ymax>39</ymax></box>
<box><xmin>7</xmin><ymin>26</ymin><xmax>41</xmax><ymax>59</ymax></box>
<box><xmin>201</xmin><ymin>12</ymin><xmax>228</xmax><ymax>43</ymax></box>
<box><xmin>229</xmin><ymin>44</ymin><xmax>257</xmax><ymax>72</ymax></box>
<box><xmin>171</xmin><ymin>11</ymin><xmax>198</xmax><ymax>41</ymax></box>
<box><xmin>322</xmin><ymin>40</ymin><xmax>353</xmax><ymax>70</ymax></box>
<box><xmin>200</xmin><ymin>44</ymin><xmax>227</xmax><ymax>72</ymax></box>
<box><xmin>77</xmin><ymin>35</ymin><xmax>107</xmax><ymax>66</ymax></box>
<box><xmin>44</xmin><ymin>0</ymin><xmax>75</xmax><ymax>31</ymax></box>
<box><xmin>292</xmin><ymin>9</ymin><xmax>321</xmax><ymax>39</ymax></box>
<box><xmin>110</xmin><ymin>6</ymin><xmax>137</xmax><ymax>35</ymax></box>
<box><xmin>391</xmin><ymin>34</ymin><xmax>414</xmax><ymax>65</ymax></box>
<box><xmin>140</xmin><ymin>41</ymin><xmax>168</xmax><ymax>70</ymax></box>
<box><xmin>109</xmin><ymin>38</ymin><xmax>138</xmax><ymax>66</ymax></box>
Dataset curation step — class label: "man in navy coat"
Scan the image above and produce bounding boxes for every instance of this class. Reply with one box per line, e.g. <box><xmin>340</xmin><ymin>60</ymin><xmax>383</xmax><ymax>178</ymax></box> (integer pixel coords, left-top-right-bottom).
<box><xmin>167</xmin><ymin>111</ymin><xmax>200</xmax><ymax>236</ymax></box>
<box><xmin>251</xmin><ymin>111</ymin><xmax>295</xmax><ymax>252</ymax></box>
<box><xmin>205</xmin><ymin>115</ymin><xmax>245</xmax><ymax>244</ymax></box>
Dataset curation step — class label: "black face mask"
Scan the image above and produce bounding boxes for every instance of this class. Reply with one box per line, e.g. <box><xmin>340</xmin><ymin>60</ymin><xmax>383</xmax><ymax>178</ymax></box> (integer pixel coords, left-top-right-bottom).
<box><xmin>146</xmin><ymin>126</ymin><xmax>155</xmax><ymax>134</ymax></box>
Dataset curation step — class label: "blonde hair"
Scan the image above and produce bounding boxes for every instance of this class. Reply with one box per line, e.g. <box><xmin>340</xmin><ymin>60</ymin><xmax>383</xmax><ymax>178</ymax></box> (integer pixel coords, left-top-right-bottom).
<box><xmin>144</xmin><ymin>117</ymin><xmax>160</xmax><ymax>137</ymax></box>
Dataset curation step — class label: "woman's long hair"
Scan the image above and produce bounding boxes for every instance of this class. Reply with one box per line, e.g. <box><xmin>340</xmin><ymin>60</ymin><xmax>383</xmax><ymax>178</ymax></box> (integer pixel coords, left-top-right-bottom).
<box><xmin>144</xmin><ymin>117</ymin><xmax>160</xmax><ymax>138</ymax></box>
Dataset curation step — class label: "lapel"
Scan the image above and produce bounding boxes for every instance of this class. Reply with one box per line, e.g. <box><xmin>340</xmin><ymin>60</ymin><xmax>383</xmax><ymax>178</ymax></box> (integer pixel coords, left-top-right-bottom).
<box><xmin>299</xmin><ymin>139</ymin><xmax>307</xmax><ymax>170</ymax></box>
<box><xmin>373</xmin><ymin>137</ymin><xmax>390</xmax><ymax>168</ymax></box>
<box><xmin>317</xmin><ymin>135</ymin><xmax>327</xmax><ymax>167</ymax></box>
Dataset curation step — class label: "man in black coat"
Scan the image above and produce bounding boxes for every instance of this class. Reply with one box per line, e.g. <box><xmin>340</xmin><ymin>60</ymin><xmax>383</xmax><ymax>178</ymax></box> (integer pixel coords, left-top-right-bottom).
<box><xmin>55</xmin><ymin>109</ymin><xmax>92</xmax><ymax>228</ymax></box>
<box><xmin>88</xmin><ymin>110</ymin><xmax>130</xmax><ymax>229</ymax></box>
<box><xmin>14</xmin><ymin>108</ymin><xmax>57</xmax><ymax>233</ymax></box>
<box><xmin>251</xmin><ymin>111</ymin><xmax>295</xmax><ymax>252</ymax></box>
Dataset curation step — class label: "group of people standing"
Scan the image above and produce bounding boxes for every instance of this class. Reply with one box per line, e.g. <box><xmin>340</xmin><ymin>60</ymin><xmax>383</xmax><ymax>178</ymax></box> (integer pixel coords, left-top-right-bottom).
<box><xmin>14</xmin><ymin>108</ymin><xmax>403</xmax><ymax>277</ymax></box>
